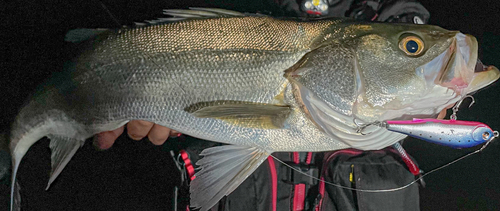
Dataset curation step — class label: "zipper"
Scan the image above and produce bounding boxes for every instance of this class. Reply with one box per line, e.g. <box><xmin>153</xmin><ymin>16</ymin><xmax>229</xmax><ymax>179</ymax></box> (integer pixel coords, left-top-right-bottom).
<box><xmin>349</xmin><ymin>164</ymin><xmax>354</xmax><ymax>184</ymax></box>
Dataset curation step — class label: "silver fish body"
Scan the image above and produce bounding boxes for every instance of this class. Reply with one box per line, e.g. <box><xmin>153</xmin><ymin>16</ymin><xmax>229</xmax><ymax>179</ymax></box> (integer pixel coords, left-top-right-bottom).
<box><xmin>8</xmin><ymin>9</ymin><xmax>500</xmax><ymax>211</ymax></box>
<box><xmin>11</xmin><ymin>17</ymin><xmax>344</xmax><ymax>155</ymax></box>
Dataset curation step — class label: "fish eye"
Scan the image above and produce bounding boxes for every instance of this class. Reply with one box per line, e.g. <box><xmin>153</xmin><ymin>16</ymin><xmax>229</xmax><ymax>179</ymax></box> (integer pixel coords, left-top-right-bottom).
<box><xmin>399</xmin><ymin>35</ymin><xmax>424</xmax><ymax>56</ymax></box>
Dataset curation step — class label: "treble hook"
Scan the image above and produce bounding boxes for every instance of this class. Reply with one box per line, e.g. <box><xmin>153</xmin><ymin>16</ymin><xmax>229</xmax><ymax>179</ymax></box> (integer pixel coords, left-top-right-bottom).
<box><xmin>450</xmin><ymin>95</ymin><xmax>475</xmax><ymax>120</ymax></box>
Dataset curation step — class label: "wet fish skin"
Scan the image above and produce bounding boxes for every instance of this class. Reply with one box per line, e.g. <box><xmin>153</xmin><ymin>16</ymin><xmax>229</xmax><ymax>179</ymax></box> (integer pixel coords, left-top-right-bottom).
<box><xmin>9</xmin><ymin>10</ymin><xmax>500</xmax><ymax>211</ymax></box>
<box><xmin>11</xmin><ymin>17</ymin><xmax>336</xmax><ymax>151</ymax></box>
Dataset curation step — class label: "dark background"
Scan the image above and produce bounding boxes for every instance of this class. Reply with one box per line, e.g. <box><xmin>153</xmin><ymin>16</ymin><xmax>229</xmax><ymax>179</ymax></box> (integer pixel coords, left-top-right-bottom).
<box><xmin>1</xmin><ymin>0</ymin><xmax>499</xmax><ymax>210</ymax></box>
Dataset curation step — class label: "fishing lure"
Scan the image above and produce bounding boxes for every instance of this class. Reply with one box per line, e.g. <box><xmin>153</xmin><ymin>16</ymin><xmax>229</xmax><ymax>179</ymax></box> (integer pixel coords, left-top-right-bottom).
<box><xmin>383</xmin><ymin>119</ymin><xmax>496</xmax><ymax>148</ymax></box>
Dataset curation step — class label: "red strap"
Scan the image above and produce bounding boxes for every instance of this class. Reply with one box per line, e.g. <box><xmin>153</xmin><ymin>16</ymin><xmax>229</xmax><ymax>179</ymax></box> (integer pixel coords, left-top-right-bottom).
<box><xmin>315</xmin><ymin>176</ymin><xmax>326</xmax><ymax>211</ymax></box>
<box><xmin>293</xmin><ymin>152</ymin><xmax>300</xmax><ymax>164</ymax></box>
<box><xmin>292</xmin><ymin>152</ymin><xmax>310</xmax><ymax>210</ymax></box>
<box><xmin>267</xmin><ymin>156</ymin><xmax>277</xmax><ymax>211</ymax></box>
<box><xmin>179</xmin><ymin>150</ymin><xmax>196</xmax><ymax>181</ymax></box>
<box><xmin>306</xmin><ymin>152</ymin><xmax>313</xmax><ymax>164</ymax></box>
<box><xmin>293</xmin><ymin>184</ymin><xmax>306</xmax><ymax>211</ymax></box>
<box><xmin>294</xmin><ymin>152</ymin><xmax>313</xmax><ymax>164</ymax></box>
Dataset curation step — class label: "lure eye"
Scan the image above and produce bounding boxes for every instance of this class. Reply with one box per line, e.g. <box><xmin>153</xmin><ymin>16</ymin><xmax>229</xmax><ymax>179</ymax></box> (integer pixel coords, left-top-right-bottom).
<box><xmin>399</xmin><ymin>36</ymin><xmax>424</xmax><ymax>56</ymax></box>
<box><xmin>482</xmin><ymin>132</ymin><xmax>490</xmax><ymax>140</ymax></box>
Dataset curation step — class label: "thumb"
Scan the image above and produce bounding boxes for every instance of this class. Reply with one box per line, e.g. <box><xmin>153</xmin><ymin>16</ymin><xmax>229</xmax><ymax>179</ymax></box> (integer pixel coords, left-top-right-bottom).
<box><xmin>93</xmin><ymin>126</ymin><xmax>124</xmax><ymax>150</ymax></box>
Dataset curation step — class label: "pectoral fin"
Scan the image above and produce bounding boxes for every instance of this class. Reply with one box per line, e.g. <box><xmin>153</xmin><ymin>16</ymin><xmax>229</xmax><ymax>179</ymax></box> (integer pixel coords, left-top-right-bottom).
<box><xmin>186</xmin><ymin>101</ymin><xmax>291</xmax><ymax>129</ymax></box>
<box><xmin>190</xmin><ymin>145</ymin><xmax>271</xmax><ymax>211</ymax></box>
<box><xmin>46</xmin><ymin>135</ymin><xmax>85</xmax><ymax>190</ymax></box>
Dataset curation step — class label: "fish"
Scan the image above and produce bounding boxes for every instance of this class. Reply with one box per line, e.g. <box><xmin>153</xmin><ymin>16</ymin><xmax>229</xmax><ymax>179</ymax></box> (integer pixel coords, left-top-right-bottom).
<box><xmin>8</xmin><ymin>8</ymin><xmax>500</xmax><ymax>211</ymax></box>
<box><xmin>384</xmin><ymin>119</ymin><xmax>496</xmax><ymax>148</ymax></box>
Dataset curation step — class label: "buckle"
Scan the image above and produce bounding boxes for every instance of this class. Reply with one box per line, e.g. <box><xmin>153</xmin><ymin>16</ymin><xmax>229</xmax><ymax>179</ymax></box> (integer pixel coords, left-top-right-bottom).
<box><xmin>284</xmin><ymin>162</ymin><xmax>319</xmax><ymax>185</ymax></box>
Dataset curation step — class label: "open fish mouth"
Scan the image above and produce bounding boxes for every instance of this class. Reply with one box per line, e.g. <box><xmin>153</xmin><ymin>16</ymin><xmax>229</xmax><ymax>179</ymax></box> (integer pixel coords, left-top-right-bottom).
<box><xmin>468</xmin><ymin>59</ymin><xmax>500</xmax><ymax>92</ymax></box>
<box><xmin>417</xmin><ymin>33</ymin><xmax>500</xmax><ymax>94</ymax></box>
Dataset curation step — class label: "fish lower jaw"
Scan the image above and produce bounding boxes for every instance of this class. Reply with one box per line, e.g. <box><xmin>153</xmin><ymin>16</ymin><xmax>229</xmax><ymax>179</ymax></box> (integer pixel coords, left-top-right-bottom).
<box><xmin>466</xmin><ymin>65</ymin><xmax>500</xmax><ymax>93</ymax></box>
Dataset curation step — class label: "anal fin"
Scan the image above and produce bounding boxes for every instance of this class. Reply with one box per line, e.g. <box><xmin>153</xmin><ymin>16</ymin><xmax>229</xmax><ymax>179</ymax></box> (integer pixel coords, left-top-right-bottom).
<box><xmin>46</xmin><ymin>135</ymin><xmax>85</xmax><ymax>190</ymax></box>
<box><xmin>190</xmin><ymin>145</ymin><xmax>271</xmax><ymax>211</ymax></box>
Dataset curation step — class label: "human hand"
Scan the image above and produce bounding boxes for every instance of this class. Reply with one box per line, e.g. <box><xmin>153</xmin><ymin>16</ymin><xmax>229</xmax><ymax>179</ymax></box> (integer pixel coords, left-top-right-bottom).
<box><xmin>437</xmin><ymin>104</ymin><xmax>455</xmax><ymax>119</ymax></box>
<box><xmin>93</xmin><ymin>120</ymin><xmax>179</xmax><ymax>150</ymax></box>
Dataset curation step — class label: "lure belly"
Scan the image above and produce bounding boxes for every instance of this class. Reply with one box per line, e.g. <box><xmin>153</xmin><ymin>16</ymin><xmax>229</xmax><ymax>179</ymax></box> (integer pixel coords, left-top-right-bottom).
<box><xmin>384</xmin><ymin>119</ymin><xmax>495</xmax><ymax>148</ymax></box>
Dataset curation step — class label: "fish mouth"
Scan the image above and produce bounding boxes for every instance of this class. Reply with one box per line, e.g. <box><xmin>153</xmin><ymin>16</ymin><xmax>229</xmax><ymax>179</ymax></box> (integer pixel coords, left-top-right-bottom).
<box><xmin>424</xmin><ymin>33</ymin><xmax>500</xmax><ymax>94</ymax></box>
<box><xmin>467</xmin><ymin>59</ymin><xmax>500</xmax><ymax>93</ymax></box>
<box><xmin>407</xmin><ymin>33</ymin><xmax>499</xmax><ymax>120</ymax></box>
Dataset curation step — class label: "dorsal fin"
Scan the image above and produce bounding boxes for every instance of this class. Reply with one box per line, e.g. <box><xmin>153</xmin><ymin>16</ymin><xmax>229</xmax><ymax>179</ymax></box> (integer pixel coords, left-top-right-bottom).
<box><xmin>164</xmin><ymin>7</ymin><xmax>245</xmax><ymax>18</ymax></box>
<box><xmin>65</xmin><ymin>8</ymin><xmax>247</xmax><ymax>38</ymax></box>
<box><xmin>136</xmin><ymin>7</ymin><xmax>247</xmax><ymax>26</ymax></box>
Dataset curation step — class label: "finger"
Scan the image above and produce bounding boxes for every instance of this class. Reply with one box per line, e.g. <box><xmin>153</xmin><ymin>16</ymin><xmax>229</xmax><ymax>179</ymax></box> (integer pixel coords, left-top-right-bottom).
<box><xmin>437</xmin><ymin>104</ymin><xmax>455</xmax><ymax>120</ymax></box>
<box><xmin>127</xmin><ymin>120</ymin><xmax>154</xmax><ymax>140</ymax></box>
<box><xmin>170</xmin><ymin>130</ymin><xmax>181</xmax><ymax>137</ymax></box>
<box><xmin>148</xmin><ymin>124</ymin><xmax>171</xmax><ymax>145</ymax></box>
<box><xmin>93</xmin><ymin>126</ymin><xmax>124</xmax><ymax>150</ymax></box>
<box><xmin>437</xmin><ymin>109</ymin><xmax>447</xmax><ymax>119</ymax></box>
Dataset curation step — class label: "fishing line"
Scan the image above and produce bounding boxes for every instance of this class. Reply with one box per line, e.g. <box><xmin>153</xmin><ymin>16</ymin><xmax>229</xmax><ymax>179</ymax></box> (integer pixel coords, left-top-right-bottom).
<box><xmin>95</xmin><ymin>0</ymin><xmax>122</xmax><ymax>28</ymax></box>
<box><xmin>270</xmin><ymin>131</ymin><xmax>498</xmax><ymax>192</ymax></box>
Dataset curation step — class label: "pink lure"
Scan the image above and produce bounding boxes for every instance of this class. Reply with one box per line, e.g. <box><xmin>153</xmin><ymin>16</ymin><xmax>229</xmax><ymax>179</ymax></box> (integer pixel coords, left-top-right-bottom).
<box><xmin>384</xmin><ymin>119</ymin><xmax>495</xmax><ymax>148</ymax></box>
